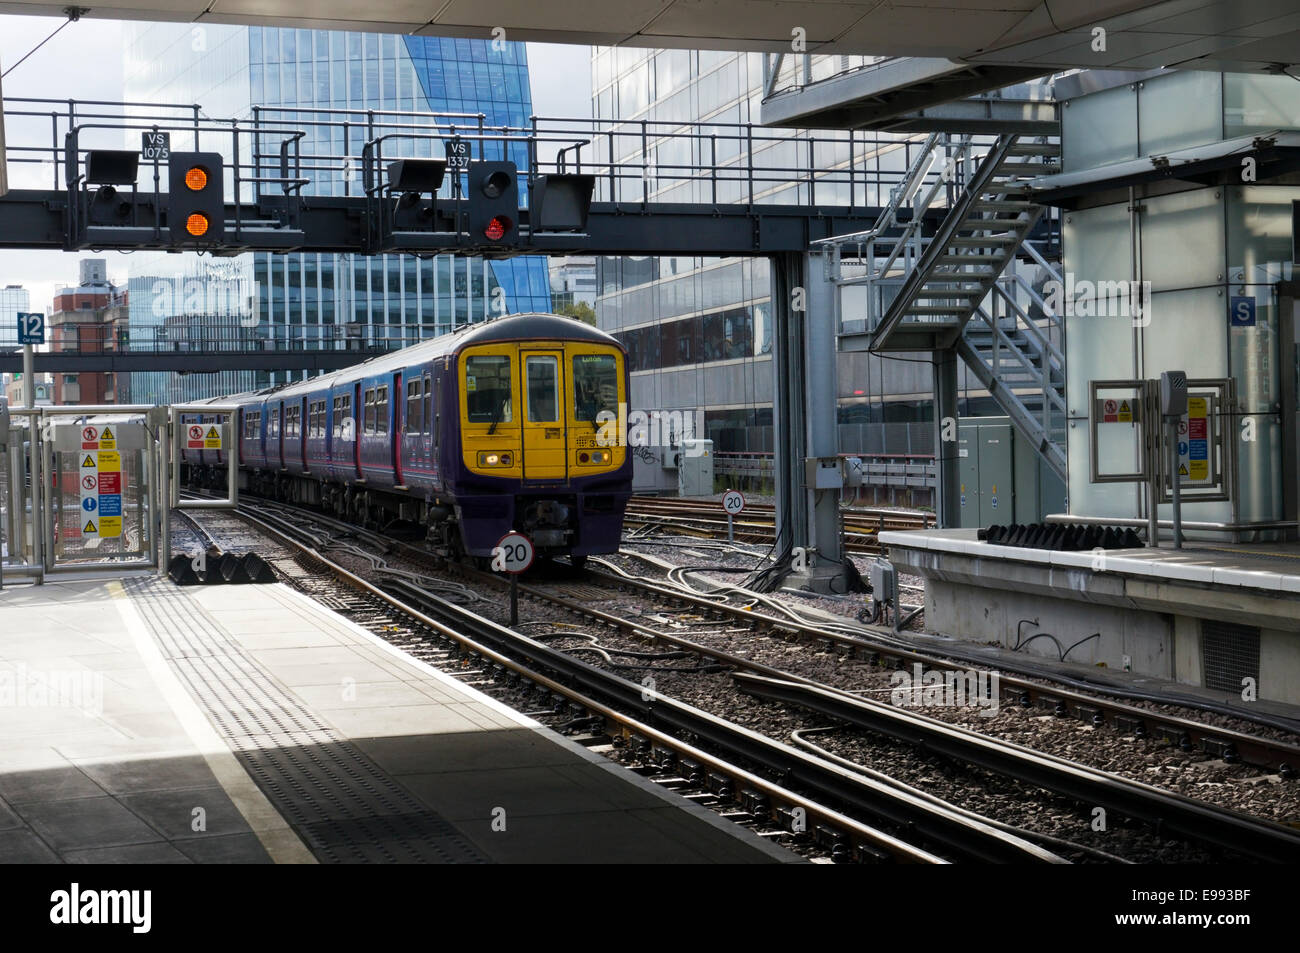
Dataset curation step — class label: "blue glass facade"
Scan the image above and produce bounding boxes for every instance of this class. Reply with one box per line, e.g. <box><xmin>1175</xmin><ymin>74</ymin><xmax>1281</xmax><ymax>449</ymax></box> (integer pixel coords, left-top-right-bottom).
<box><xmin>122</xmin><ymin>24</ymin><xmax>550</xmax><ymax>402</ymax></box>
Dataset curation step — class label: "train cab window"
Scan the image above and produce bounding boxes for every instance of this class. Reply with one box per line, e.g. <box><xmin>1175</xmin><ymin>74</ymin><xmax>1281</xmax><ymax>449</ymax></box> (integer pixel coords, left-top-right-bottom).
<box><xmin>525</xmin><ymin>355</ymin><xmax>559</xmax><ymax>423</ymax></box>
<box><xmin>466</xmin><ymin>356</ymin><xmax>512</xmax><ymax>424</ymax></box>
<box><xmin>573</xmin><ymin>354</ymin><xmax>618</xmax><ymax>423</ymax></box>
<box><xmin>363</xmin><ymin>388</ymin><xmax>376</xmax><ymax>434</ymax></box>
<box><xmin>376</xmin><ymin>385</ymin><xmax>389</xmax><ymax>435</ymax></box>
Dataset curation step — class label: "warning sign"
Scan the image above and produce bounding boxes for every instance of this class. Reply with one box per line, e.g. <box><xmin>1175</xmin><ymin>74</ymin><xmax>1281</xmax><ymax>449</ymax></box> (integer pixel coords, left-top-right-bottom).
<box><xmin>81</xmin><ymin>454</ymin><xmax>96</xmax><ymax>469</ymax></box>
<box><xmin>98</xmin><ymin>471</ymin><xmax>121</xmax><ymax>494</ymax></box>
<box><xmin>98</xmin><ymin>516</ymin><xmax>122</xmax><ymax>538</ymax></box>
<box><xmin>187</xmin><ymin>423</ymin><xmax>205</xmax><ymax>449</ymax></box>
<box><xmin>204</xmin><ymin>425</ymin><xmax>222</xmax><ymax>450</ymax></box>
<box><xmin>83</xmin><ymin>518</ymin><xmax>99</xmax><ymax>537</ymax></box>
<box><xmin>97</xmin><ymin>450</ymin><xmax>120</xmax><ymax>470</ymax></box>
<box><xmin>81</xmin><ymin>425</ymin><xmax>99</xmax><ymax>450</ymax></box>
<box><xmin>99</xmin><ymin>426</ymin><xmax>116</xmax><ymax>450</ymax></box>
<box><xmin>1176</xmin><ymin>395</ymin><xmax>1212</xmax><ymax>485</ymax></box>
<box><xmin>1094</xmin><ymin>396</ymin><xmax>1139</xmax><ymax>425</ymax></box>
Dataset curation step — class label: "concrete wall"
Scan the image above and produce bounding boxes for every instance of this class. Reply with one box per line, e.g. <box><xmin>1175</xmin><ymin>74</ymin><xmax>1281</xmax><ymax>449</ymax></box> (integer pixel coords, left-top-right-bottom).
<box><xmin>925</xmin><ymin>578</ymin><xmax>1172</xmax><ymax>675</ymax></box>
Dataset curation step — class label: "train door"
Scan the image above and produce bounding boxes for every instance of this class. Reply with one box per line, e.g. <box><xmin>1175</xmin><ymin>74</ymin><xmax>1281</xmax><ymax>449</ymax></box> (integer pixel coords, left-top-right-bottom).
<box><xmin>276</xmin><ymin>401</ymin><xmax>285</xmax><ymax>469</ymax></box>
<box><xmin>423</xmin><ymin>372</ymin><xmax>434</xmax><ymax>478</ymax></box>
<box><xmin>521</xmin><ymin>349</ymin><xmax>567</xmax><ymax>481</ymax></box>
<box><xmin>353</xmin><ymin>382</ymin><xmax>363</xmax><ymax>480</ymax></box>
<box><xmin>392</xmin><ymin>372</ymin><xmax>405</xmax><ymax>486</ymax></box>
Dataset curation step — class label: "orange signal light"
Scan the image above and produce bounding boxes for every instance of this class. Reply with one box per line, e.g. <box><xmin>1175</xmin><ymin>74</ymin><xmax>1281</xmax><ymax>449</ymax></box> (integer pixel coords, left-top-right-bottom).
<box><xmin>184</xmin><ymin>166</ymin><xmax>208</xmax><ymax>191</ymax></box>
<box><xmin>185</xmin><ymin>213</ymin><xmax>210</xmax><ymax>237</ymax></box>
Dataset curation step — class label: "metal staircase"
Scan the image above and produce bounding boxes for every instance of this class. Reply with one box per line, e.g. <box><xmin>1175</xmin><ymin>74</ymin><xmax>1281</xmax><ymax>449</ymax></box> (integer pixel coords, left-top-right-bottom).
<box><xmin>824</xmin><ymin>131</ymin><xmax>1067</xmax><ymax>479</ymax></box>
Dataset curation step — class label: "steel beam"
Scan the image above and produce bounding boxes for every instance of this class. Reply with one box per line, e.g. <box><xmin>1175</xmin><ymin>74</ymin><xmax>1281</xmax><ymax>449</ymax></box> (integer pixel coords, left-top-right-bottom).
<box><xmin>0</xmin><ymin>189</ymin><xmax>884</xmax><ymax>257</ymax></box>
<box><xmin>0</xmin><ymin>349</ymin><xmax>390</xmax><ymax>374</ymax></box>
<box><xmin>933</xmin><ymin>347</ymin><xmax>961</xmax><ymax>528</ymax></box>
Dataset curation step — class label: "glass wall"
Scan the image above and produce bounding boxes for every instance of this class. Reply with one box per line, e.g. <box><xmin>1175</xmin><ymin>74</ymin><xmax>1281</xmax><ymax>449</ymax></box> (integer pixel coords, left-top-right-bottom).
<box><xmin>123</xmin><ymin>23</ymin><xmax>550</xmax><ymax>402</ymax></box>
<box><xmin>1062</xmin><ymin>72</ymin><xmax>1297</xmax><ymax>528</ymax></box>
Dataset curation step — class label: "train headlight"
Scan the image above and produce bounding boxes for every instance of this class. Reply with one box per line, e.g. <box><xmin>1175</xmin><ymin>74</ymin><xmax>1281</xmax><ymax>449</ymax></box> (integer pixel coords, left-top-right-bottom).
<box><xmin>477</xmin><ymin>451</ymin><xmax>512</xmax><ymax>467</ymax></box>
<box><xmin>578</xmin><ymin>450</ymin><xmax>608</xmax><ymax>465</ymax></box>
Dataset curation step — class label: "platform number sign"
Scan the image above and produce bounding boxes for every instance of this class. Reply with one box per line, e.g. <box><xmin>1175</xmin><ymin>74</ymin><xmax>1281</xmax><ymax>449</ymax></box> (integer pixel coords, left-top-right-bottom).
<box><xmin>492</xmin><ymin>532</ymin><xmax>534</xmax><ymax>573</ymax></box>
<box><xmin>722</xmin><ymin>490</ymin><xmax>746</xmax><ymax>515</ymax></box>
<box><xmin>16</xmin><ymin>312</ymin><xmax>44</xmax><ymax>345</ymax></box>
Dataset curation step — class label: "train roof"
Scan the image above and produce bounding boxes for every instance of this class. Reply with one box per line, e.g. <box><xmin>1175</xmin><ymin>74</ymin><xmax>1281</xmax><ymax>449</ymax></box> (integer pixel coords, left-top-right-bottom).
<box><xmin>258</xmin><ymin>313</ymin><xmax>620</xmax><ymax>402</ymax></box>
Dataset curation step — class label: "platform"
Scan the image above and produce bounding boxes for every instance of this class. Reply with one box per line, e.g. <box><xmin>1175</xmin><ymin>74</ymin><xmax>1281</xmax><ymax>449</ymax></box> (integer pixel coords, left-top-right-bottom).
<box><xmin>0</xmin><ymin>577</ymin><xmax>798</xmax><ymax>864</ymax></box>
<box><xmin>881</xmin><ymin>528</ymin><xmax>1300</xmax><ymax>706</ymax></box>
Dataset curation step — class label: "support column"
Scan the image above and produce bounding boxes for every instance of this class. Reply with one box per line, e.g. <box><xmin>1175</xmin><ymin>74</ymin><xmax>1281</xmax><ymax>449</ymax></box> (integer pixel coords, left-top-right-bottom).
<box><xmin>933</xmin><ymin>347</ymin><xmax>961</xmax><ymax>528</ymax></box>
<box><xmin>770</xmin><ymin>251</ymin><xmax>847</xmax><ymax>592</ymax></box>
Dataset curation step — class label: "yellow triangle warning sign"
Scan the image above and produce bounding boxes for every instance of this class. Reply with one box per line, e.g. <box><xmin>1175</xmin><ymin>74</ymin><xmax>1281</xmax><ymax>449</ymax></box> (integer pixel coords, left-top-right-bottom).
<box><xmin>100</xmin><ymin>427</ymin><xmax>114</xmax><ymax>440</ymax></box>
<box><xmin>83</xmin><ymin>518</ymin><xmax>97</xmax><ymax>534</ymax></box>
<box><xmin>1178</xmin><ymin>464</ymin><xmax>1189</xmax><ymax>476</ymax></box>
<box><xmin>206</xmin><ymin>426</ymin><xmax>220</xmax><ymax>439</ymax></box>
<box><xmin>81</xmin><ymin>454</ymin><xmax>96</xmax><ymax>468</ymax></box>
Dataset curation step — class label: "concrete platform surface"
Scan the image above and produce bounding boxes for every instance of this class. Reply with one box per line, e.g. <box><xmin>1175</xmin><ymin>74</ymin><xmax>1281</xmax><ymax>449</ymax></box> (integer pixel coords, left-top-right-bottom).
<box><xmin>0</xmin><ymin>577</ymin><xmax>798</xmax><ymax>864</ymax></box>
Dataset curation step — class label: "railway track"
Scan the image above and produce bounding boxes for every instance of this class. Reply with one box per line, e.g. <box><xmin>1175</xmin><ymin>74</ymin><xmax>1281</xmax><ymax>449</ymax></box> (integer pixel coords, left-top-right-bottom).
<box><xmin>196</xmin><ymin>503</ymin><xmax>1054</xmax><ymax>863</ymax></box>
<box><xmin>622</xmin><ymin>496</ymin><xmax>931</xmax><ymax>554</ymax></box>
<box><xmin>176</xmin><ymin>496</ymin><xmax>1300</xmax><ymax>862</ymax></box>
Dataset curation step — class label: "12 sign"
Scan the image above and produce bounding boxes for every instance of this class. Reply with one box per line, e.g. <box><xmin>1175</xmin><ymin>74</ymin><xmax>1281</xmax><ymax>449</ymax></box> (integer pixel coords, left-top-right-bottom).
<box><xmin>16</xmin><ymin>312</ymin><xmax>44</xmax><ymax>345</ymax></box>
<box><xmin>722</xmin><ymin>489</ymin><xmax>746</xmax><ymax>515</ymax></box>
<box><xmin>491</xmin><ymin>532</ymin><xmax>534</xmax><ymax>573</ymax></box>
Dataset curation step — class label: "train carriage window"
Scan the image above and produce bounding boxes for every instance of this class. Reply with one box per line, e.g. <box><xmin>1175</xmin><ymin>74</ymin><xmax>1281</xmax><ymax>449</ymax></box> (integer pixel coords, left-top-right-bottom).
<box><xmin>376</xmin><ymin>385</ymin><xmax>389</xmax><ymax>435</ymax></box>
<box><xmin>573</xmin><ymin>353</ymin><xmax>619</xmax><ymax>424</ymax></box>
<box><xmin>341</xmin><ymin>394</ymin><xmax>353</xmax><ymax>440</ymax></box>
<box><xmin>331</xmin><ymin>398</ymin><xmax>341</xmax><ymax>438</ymax></box>
<box><xmin>406</xmin><ymin>380</ymin><xmax>423</xmax><ymax>434</ymax></box>
<box><xmin>364</xmin><ymin>388</ymin><xmax>376</xmax><ymax>434</ymax></box>
<box><xmin>525</xmin><ymin>355</ymin><xmax>559</xmax><ymax>423</ymax></box>
<box><xmin>465</xmin><ymin>355</ymin><xmax>512</xmax><ymax>424</ymax></box>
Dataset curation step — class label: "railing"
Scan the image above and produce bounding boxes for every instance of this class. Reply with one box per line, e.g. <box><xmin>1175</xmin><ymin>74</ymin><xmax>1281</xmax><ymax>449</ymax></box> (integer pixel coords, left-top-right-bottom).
<box><xmin>3</xmin><ymin>97</ymin><xmax>950</xmax><ymax>221</ymax></box>
<box><xmin>2</xmin><ymin>319</ymin><xmax>454</xmax><ymax>356</ymax></box>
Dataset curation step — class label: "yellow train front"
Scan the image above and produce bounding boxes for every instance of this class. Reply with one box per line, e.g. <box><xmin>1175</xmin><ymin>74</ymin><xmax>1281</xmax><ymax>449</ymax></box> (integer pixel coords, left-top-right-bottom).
<box><xmin>450</xmin><ymin>314</ymin><xmax>632</xmax><ymax>561</ymax></box>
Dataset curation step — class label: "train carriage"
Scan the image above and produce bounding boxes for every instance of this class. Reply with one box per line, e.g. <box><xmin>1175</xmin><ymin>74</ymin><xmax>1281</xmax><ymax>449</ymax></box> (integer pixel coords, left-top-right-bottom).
<box><xmin>182</xmin><ymin>313</ymin><xmax>632</xmax><ymax>562</ymax></box>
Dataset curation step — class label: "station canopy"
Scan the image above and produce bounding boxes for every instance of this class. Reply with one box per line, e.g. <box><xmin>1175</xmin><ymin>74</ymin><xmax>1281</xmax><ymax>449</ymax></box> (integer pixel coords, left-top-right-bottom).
<box><xmin>0</xmin><ymin>0</ymin><xmax>1296</xmax><ymax>73</ymax></box>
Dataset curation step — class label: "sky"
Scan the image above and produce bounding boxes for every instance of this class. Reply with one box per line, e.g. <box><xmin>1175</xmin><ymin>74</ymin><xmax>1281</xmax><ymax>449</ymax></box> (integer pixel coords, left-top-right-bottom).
<box><xmin>0</xmin><ymin>14</ymin><xmax>592</xmax><ymax>314</ymax></box>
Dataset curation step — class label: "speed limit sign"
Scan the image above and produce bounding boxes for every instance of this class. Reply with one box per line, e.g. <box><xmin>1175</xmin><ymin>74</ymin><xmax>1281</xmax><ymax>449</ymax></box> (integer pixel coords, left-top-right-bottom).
<box><xmin>722</xmin><ymin>490</ymin><xmax>745</xmax><ymax>515</ymax></box>
<box><xmin>492</xmin><ymin>532</ymin><xmax>534</xmax><ymax>574</ymax></box>
<box><xmin>493</xmin><ymin>531</ymin><xmax>534</xmax><ymax>626</ymax></box>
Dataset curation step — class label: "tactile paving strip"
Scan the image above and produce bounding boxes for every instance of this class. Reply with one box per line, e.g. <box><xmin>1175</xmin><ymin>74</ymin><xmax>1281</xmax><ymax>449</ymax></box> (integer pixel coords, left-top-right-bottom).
<box><xmin>126</xmin><ymin>578</ymin><xmax>489</xmax><ymax>864</ymax></box>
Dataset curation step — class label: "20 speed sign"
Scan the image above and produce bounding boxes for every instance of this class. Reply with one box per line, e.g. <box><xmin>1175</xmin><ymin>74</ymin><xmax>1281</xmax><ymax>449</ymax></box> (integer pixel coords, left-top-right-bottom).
<box><xmin>491</xmin><ymin>532</ymin><xmax>535</xmax><ymax>573</ymax></box>
<box><xmin>722</xmin><ymin>489</ymin><xmax>746</xmax><ymax>515</ymax></box>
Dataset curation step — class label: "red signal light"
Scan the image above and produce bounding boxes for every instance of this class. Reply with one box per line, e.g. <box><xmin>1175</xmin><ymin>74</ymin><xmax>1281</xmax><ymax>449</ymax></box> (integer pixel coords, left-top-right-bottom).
<box><xmin>484</xmin><ymin>215</ymin><xmax>512</xmax><ymax>241</ymax></box>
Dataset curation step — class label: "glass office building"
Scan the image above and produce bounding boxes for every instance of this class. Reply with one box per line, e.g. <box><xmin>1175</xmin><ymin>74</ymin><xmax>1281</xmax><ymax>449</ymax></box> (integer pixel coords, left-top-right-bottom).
<box><xmin>123</xmin><ymin>24</ymin><xmax>550</xmax><ymax>402</ymax></box>
<box><xmin>590</xmin><ymin>48</ymin><xmax>994</xmax><ymax>490</ymax></box>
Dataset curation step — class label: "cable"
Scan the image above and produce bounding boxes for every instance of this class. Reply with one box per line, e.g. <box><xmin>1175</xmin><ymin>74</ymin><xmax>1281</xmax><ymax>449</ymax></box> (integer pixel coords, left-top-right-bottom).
<box><xmin>2</xmin><ymin>8</ymin><xmax>84</xmax><ymax>80</ymax></box>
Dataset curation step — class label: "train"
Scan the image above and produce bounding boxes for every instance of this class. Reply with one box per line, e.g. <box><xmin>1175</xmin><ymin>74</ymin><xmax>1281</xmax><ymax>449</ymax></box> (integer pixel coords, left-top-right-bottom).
<box><xmin>179</xmin><ymin>313</ymin><xmax>633</xmax><ymax>564</ymax></box>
